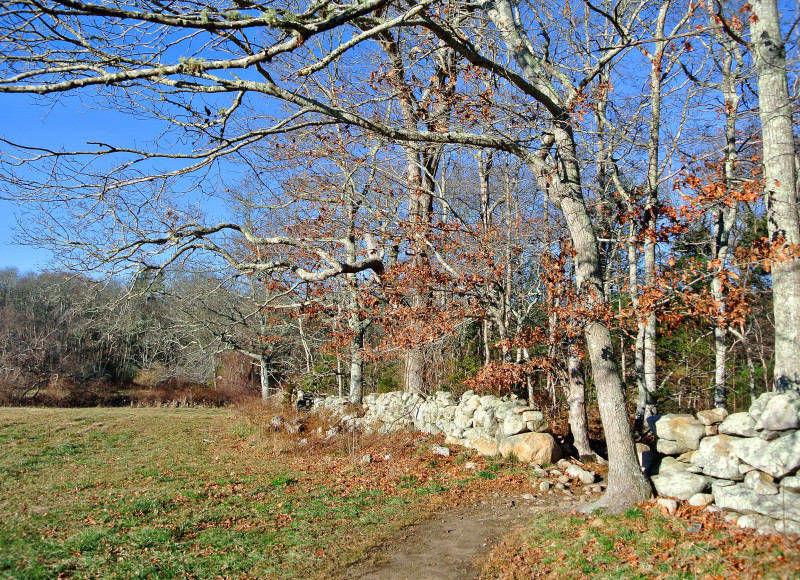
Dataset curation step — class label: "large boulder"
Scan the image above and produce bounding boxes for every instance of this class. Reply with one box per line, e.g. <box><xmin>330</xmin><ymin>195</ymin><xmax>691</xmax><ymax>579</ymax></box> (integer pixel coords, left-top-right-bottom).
<box><xmin>719</xmin><ymin>412</ymin><xmax>757</xmax><ymax>437</ymax></box>
<box><xmin>471</xmin><ymin>437</ymin><xmax>500</xmax><ymax>457</ymax></box>
<box><xmin>730</xmin><ymin>431</ymin><xmax>800</xmax><ymax>479</ymax></box>
<box><xmin>692</xmin><ymin>435</ymin><xmax>743</xmax><ymax>480</ymax></box>
<box><xmin>713</xmin><ymin>483</ymin><xmax>800</xmax><ymax>523</ymax></box>
<box><xmin>499</xmin><ymin>432</ymin><xmax>562</xmax><ymax>464</ymax></box>
<box><xmin>651</xmin><ymin>472</ymin><xmax>710</xmax><ymax>500</ymax></box>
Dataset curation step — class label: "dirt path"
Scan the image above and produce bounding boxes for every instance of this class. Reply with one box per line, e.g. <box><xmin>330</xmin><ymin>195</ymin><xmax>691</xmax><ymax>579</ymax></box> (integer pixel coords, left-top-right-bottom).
<box><xmin>341</xmin><ymin>492</ymin><xmax>593</xmax><ymax>580</ymax></box>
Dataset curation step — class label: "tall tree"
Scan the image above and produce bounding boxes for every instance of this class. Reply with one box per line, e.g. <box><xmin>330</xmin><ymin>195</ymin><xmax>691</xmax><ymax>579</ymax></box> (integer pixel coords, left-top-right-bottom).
<box><xmin>749</xmin><ymin>0</ymin><xmax>800</xmax><ymax>393</ymax></box>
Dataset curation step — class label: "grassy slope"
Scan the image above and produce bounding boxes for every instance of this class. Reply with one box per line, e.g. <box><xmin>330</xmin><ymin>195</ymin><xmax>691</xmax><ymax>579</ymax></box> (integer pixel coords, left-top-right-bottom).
<box><xmin>479</xmin><ymin>504</ymin><xmax>800</xmax><ymax>579</ymax></box>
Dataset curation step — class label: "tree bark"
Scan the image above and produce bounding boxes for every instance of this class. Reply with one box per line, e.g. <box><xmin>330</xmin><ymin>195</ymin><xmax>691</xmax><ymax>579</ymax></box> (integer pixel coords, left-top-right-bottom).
<box><xmin>751</xmin><ymin>0</ymin><xmax>800</xmax><ymax>393</ymax></box>
<box><xmin>349</xmin><ymin>326</ymin><xmax>364</xmax><ymax>404</ymax></box>
<box><xmin>567</xmin><ymin>348</ymin><xmax>592</xmax><ymax>456</ymax></box>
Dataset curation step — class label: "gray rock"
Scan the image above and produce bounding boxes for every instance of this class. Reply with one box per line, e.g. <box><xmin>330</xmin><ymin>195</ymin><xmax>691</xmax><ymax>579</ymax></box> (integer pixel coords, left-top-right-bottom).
<box><xmin>737</xmin><ymin>513</ymin><xmax>776</xmax><ymax>532</ymax></box>
<box><xmin>651</xmin><ymin>456</ymin><xmax>690</xmax><ymax>475</ymax></box>
<box><xmin>522</xmin><ymin>493</ymin><xmax>536</xmax><ymax>501</ymax></box>
<box><xmin>731</xmin><ymin>431</ymin><xmax>800</xmax><ymax>478</ymax></box>
<box><xmin>464</xmin><ymin>461</ymin><xmax>478</xmax><ymax>470</ymax></box>
<box><xmin>738</xmin><ymin>463</ymin><xmax>757</xmax><ymax>475</ymax></box>
<box><xmin>538</xmin><ymin>481</ymin><xmax>551</xmax><ymax>492</ymax></box>
<box><xmin>651</xmin><ymin>472</ymin><xmax>710</xmax><ymax>500</ymax></box>
<box><xmin>656</xmin><ymin>438</ymin><xmax>688</xmax><ymax>456</ymax></box>
<box><xmin>359</xmin><ymin>453</ymin><xmax>372</xmax><ymax>465</ymax></box>
<box><xmin>565</xmin><ymin>464</ymin><xmax>596</xmax><ymax>484</ymax></box>
<box><xmin>759</xmin><ymin>429</ymin><xmax>781</xmax><ymax>441</ymax></box>
<box><xmin>748</xmin><ymin>392</ymin><xmax>779</xmax><ymax>423</ymax></box>
<box><xmin>775</xmin><ymin>520</ymin><xmax>800</xmax><ymax>534</ymax></box>
<box><xmin>502</xmin><ymin>414</ymin><xmax>527</xmax><ymax>437</ymax></box>
<box><xmin>780</xmin><ymin>475</ymin><xmax>800</xmax><ymax>492</ymax></box>
<box><xmin>670</xmin><ymin>416</ymin><xmax>706</xmax><ymax>451</ymax></box>
<box><xmin>697</xmin><ymin>408</ymin><xmax>729</xmax><ymax>426</ymax></box>
<box><xmin>656</xmin><ymin>498</ymin><xmax>678</xmax><ymax>514</ymax></box>
<box><xmin>521</xmin><ymin>410</ymin><xmax>549</xmax><ymax>432</ymax></box>
<box><xmin>719</xmin><ymin>412</ymin><xmax>756</xmax><ymax>437</ymax></box>
<box><xmin>713</xmin><ymin>479</ymin><xmax>737</xmax><ymax>487</ymax></box>
<box><xmin>648</xmin><ymin>414</ymin><xmax>694</xmax><ymax>440</ymax></box>
<box><xmin>692</xmin><ymin>435</ymin><xmax>743</xmax><ymax>480</ymax></box>
<box><xmin>688</xmin><ymin>493</ymin><xmax>714</xmax><ymax>507</ymax></box>
<box><xmin>712</xmin><ymin>483</ymin><xmax>800</xmax><ymax>523</ymax></box>
<box><xmin>744</xmin><ymin>470</ymin><xmax>779</xmax><ymax>495</ymax></box>
<box><xmin>430</xmin><ymin>445</ymin><xmax>450</xmax><ymax>457</ymax></box>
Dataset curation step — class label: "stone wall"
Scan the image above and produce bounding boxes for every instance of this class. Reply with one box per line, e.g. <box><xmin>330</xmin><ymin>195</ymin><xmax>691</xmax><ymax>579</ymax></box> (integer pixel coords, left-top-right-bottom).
<box><xmin>646</xmin><ymin>391</ymin><xmax>800</xmax><ymax>534</ymax></box>
<box><xmin>313</xmin><ymin>389</ymin><xmax>562</xmax><ymax>464</ymax></box>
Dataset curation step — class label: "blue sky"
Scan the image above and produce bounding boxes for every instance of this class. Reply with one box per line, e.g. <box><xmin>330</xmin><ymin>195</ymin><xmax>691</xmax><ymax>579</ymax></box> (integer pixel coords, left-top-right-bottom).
<box><xmin>0</xmin><ymin>93</ymin><xmax>139</xmax><ymax>272</ymax></box>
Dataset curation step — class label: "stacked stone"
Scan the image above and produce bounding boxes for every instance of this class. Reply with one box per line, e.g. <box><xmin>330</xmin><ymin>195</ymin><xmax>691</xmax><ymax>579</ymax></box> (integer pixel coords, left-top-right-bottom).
<box><xmin>313</xmin><ymin>389</ymin><xmax>561</xmax><ymax>464</ymax></box>
<box><xmin>646</xmin><ymin>391</ymin><xmax>800</xmax><ymax>535</ymax></box>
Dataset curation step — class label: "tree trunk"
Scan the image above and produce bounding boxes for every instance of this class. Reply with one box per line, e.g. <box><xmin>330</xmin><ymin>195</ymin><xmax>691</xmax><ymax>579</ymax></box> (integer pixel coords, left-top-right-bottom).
<box><xmin>751</xmin><ymin>0</ymin><xmax>800</xmax><ymax>393</ymax></box>
<box><xmin>559</xmin><ymin>192</ymin><xmax>652</xmax><ymax>511</ymax></box>
<box><xmin>567</xmin><ymin>349</ymin><xmax>592</xmax><ymax>456</ymax></box>
<box><xmin>260</xmin><ymin>356</ymin><xmax>271</xmax><ymax>401</ymax></box>
<box><xmin>404</xmin><ymin>348</ymin><xmax>425</xmax><ymax>394</ymax></box>
<box><xmin>349</xmin><ymin>327</ymin><xmax>364</xmax><ymax>405</ymax></box>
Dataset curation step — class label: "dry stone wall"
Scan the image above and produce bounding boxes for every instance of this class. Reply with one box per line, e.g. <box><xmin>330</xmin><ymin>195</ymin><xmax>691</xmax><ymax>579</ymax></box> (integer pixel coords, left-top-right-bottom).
<box><xmin>646</xmin><ymin>391</ymin><xmax>800</xmax><ymax>535</ymax></box>
<box><xmin>313</xmin><ymin>389</ymin><xmax>562</xmax><ymax>464</ymax></box>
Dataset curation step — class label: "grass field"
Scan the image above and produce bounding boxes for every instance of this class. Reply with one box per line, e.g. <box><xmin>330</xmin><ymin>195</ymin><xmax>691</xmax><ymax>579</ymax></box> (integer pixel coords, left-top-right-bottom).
<box><xmin>1</xmin><ymin>406</ymin><xmax>798</xmax><ymax>579</ymax></box>
<box><xmin>0</xmin><ymin>406</ymin><xmax>528</xmax><ymax>579</ymax></box>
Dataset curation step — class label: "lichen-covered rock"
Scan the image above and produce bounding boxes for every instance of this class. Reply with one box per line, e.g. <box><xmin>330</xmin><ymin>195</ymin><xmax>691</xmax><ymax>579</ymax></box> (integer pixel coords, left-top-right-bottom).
<box><xmin>744</xmin><ymin>470</ymin><xmax>778</xmax><ymax>495</ymax></box>
<box><xmin>780</xmin><ymin>476</ymin><xmax>800</xmax><ymax>492</ymax></box>
<box><xmin>651</xmin><ymin>456</ymin><xmax>690</xmax><ymax>475</ymax></box>
<box><xmin>502</xmin><ymin>414</ymin><xmax>527</xmax><ymax>437</ymax></box>
<box><xmin>748</xmin><ymin>392</ymin><xmax>779</xmax><ymax>423</ymax></box>
<box><xmin>565</xmin><ymin>464</ymin><xmax>596</xmax><ymax>484</ymax></box>
<box><xmin>648</xmin><ymin>414</ymin><xmax>694</xmax><ymax>441</ymax></box>
<box><xmin>731</xmin><ymin>431</ymin><xmax>800</xmax><ymax>479</ymax></box>
<box><xmin>756</xmin><ymin>391</ymin><xmax>800</xmax><ymax>432</ymax></box>
<box><xmin>499</xmin><ymin>432</ymin><xmax>562</xmax><ymax>464</ymax></box>
<box><xmin>712</xmin><ymin>483</ymin><xmax>800</xmax><ymax>523</ymax></box>
<box><xmin>670</xmin><ymin>416</ymin><xmax>706</xmax><ymax>451</ymax></box>
<box><xmin>521</xmin><ymin>410</ymin><xmax>548</xmax><ymax>432</ymax></box>
<box><xmin>692</xmin><ymin>435</ymin><xmax>743</xmax><ymax>480</ymax></box>
<box><xmin>697</xmin><ymin>408</ymin><xmax>729</xmax><ymax>426</ymax></box>
<box><xmin>656</xmin><ymin>438</ymin><xmax>687</xmax><ymax>456</ymax></box>
<box><xmin>719</xmin><ymin>412</ymin><xmax>757</xmax><ymax>437</ymax></box>
<box><xmin>651</xmin><ymin>472</ymin><xmax>710</xmax><ymax>500</ymax></box>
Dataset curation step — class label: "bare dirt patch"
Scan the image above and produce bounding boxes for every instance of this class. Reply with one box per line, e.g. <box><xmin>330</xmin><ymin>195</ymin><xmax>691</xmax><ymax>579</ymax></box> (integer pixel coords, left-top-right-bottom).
<box><xmin>341</xmin><ymin>492</ymin><xmax>595</xmax><ymax>580</ymax></box>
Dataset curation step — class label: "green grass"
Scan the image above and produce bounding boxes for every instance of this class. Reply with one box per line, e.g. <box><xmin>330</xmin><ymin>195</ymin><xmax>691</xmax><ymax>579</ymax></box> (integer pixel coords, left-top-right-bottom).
<box><xmin>0</xmin><ymin>407</ymin><xmax>445</xmax><ymax>579</ymax></box>
<box><xmin>478</xmin><ymin>503</ymin><xmax>800</xmax><ymax>579</ymax></box>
